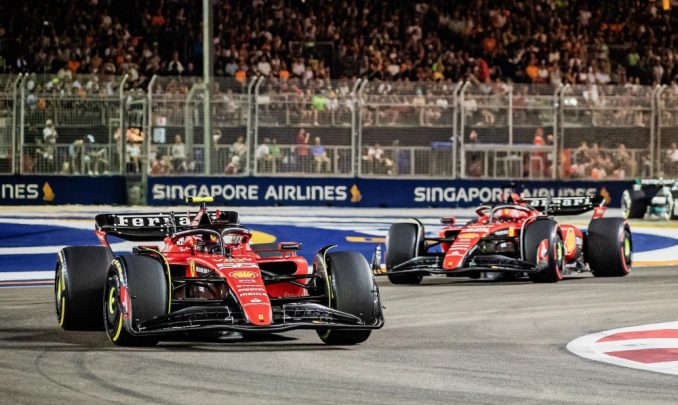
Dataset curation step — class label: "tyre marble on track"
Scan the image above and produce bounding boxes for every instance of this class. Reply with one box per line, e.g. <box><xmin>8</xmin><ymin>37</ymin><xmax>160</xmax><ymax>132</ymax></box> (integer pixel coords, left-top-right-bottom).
<box><xmin>2</xmin><ymin>268</ymin><xmax>678</xmax><ymax>404</ymax></box>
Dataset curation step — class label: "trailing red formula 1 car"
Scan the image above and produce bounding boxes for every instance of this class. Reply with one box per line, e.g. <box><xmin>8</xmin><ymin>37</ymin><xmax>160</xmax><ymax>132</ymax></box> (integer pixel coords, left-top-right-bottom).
<box><xmin>55</xmin><ymin>197</ymin><xmax>383</xmax><ymax>346</ymax></box>
<box><xmin>379</xmin><ymin>194</ymin><xmax>632</xmax><ymax>284</ymax></box>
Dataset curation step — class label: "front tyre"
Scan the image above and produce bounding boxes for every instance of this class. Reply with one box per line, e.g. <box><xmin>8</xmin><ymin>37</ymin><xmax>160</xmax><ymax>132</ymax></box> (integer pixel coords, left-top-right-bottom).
<box><xmin>317</xmin><ymin>251</ymin><xmax>379</xmax><ymax>345</ymax></box>
<box><xmin>586</xmin><ymin>218</ymin><xmax>632</xmax><ymax>277</ymax></box>
<box><xmin>55</xmin><ymin>246</ymin><xmax>113</xmax><ymax>330</ymax></box>
<box><xmin>523</xmin><ymin>219</ymin><xmax>564</xmax><ymax>283</ymax></box>
<box><xmin>385</xmin><ymin>221</ymin><xmax>424</xmax><ymax>285</ymax></box>
<box><xmin>104</xmin><ymin>255</ymin><xmax>169</xmax><ymax>346</ymax></box>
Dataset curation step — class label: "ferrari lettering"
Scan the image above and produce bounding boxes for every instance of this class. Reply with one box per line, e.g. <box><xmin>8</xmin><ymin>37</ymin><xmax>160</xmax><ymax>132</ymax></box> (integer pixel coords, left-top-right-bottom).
<box><xmin>114</xmin><ymin>215</ymin><xmax>191</xmax><ymax>227</ymax></box>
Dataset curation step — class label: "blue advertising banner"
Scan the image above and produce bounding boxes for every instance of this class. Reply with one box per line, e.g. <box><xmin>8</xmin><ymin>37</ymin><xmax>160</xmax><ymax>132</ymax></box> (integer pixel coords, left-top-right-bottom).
<box><xmin>148</xmin><ymin>177</ymin><xmax>634</xmax><ymax>208</ymax></box>
<box><xmin>0</xmin><ymin>175</ymin><xmax>127</xmax><ymax>205</ymax></box>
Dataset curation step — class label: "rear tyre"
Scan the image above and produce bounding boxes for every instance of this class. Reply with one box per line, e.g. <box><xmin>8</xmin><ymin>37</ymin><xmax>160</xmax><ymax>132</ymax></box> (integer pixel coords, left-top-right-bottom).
<box><xmin>104</xmin><ymin>255</ymin><xmax>169</xmax><ymax>346</ymax></box>
<box><xmin>55</xmin><ymin>246</ymin><xmax>114</xmax><ymax>331</ymax></box>
<box><xmin>523</xmin><ymin>219</ymin><xmax>564</xmax><ymax>283</ymax></box>
<box><xmin>621</xmin><ymin>189</ymin><xmax>647</xmax><ymax>219</ymax></box>
<box><xmin>385</xmin><ymin>222</ymin><xmax>424</xmax><ymax>284</ymax></box>
<box><xmin>317</xmin><ymin>251</ymin><xmax>379</xmax><ymax>345</ymax></box>
<box><xmin>586</xmin><ymin>218</ymin><xmax>632</xmax><ymax>277</ymax></box>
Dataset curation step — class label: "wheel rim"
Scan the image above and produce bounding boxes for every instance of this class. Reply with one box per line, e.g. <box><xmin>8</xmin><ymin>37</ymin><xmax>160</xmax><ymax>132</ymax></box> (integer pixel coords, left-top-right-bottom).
<box><xmin>555</xmin><ymin>239</ymin><xmax>564</xmax><ymax>278</ymax></box>
<box><xmin>55</xmin><ymin>265</ymin><xmax>66</xmax><ymax>326</ymax></box>
<box><xmin>104</xmin><ymin>275</ymin><xmax>124</xmax><ymax>342</ymax></box>
<box><xmin>623</xmin><ymin>232</ymin><xmax>632</xmax><ymax>265</ymax></box>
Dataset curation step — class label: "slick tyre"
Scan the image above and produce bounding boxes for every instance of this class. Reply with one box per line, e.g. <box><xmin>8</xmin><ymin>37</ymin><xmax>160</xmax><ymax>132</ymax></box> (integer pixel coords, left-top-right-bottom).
<box><xmin>385</xmin><ymin>221</ymin><xmax>424</xmax><ymax>285</ymax></box>
<box><xmin>55</xmin><ymin>246</ymin><xmax>114</xmax><ymax>331</ymax></box>
<box><xmin>318</xmin><ymin>251</ymin><xmax>379</xmax><ymax>345</ymax></box>
<box><xmin>523</xmin><ymin>219</ymin><xmax>564</xmax><ymax>283</ymax></box>
<box><xmin>621</xmin><ymin>189</ymin><xmax>647</xmax><ymax>219</ymax></box>
<box><xmin>586</xmin><ymin>218</ymin><xmax>632</xmax><ymax>277</ymax></box>
<box><xmin>104</xmin><ymin>255</ymin><xmax>169</xmax><ymax>346</ymax></box>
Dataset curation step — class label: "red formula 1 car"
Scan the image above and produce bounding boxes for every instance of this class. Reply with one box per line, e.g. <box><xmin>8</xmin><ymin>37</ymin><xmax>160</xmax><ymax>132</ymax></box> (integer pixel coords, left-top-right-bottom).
<box><xmin>380</xmin><ymin>194</ymin><xmax>632</xmax><ymax>284</ymax></box>
<box><xmin>55</xmin><ymin>197</ymin><xmax>383</xmax><ymax>346</ymax></box>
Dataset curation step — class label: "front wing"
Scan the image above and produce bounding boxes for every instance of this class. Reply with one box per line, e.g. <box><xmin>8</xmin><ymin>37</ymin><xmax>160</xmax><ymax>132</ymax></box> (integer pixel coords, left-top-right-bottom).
<box><xmin>132</xmin><ymin>302</ymin><xmax>384</xmax><ymax>336</ymax></box>
<box><xmin>378</xmin><ymin>254</ymin><xmax>538</xmax><ymax>277</ymax></box>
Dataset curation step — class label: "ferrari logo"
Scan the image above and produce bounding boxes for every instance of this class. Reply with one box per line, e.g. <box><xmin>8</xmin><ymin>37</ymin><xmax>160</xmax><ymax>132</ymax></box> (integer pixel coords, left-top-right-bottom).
<box><xmin>258</xmin><ymin>314</ymin><xmax>264</xmax><ymax>321</ymax></box>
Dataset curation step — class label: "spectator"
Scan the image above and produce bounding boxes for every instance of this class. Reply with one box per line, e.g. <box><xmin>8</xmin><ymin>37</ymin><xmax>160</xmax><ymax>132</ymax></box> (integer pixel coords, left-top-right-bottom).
<box><xmin>614</xmin><ymin>143</ymin><xmax>636</xmax><ymax>178</ymax></box>
<box><xmin>311</xmin><ymin>136</ymin><xmax>331</xmax><ymax>173</ymax></box>
<box><xmin>126</xmin><ymin>139</ymin><xmax>142</xmax><ymax>173</ymax></box>
<box><xmin>82</xmin><ymin>134</ymin><xmax>108</xmax><ymax>175</ymax></box>
<box><xmin>170</xmin><ymin>134</ymin><xmax>187</xmax><ymax>172</ymax></box>
<box><xmin>39</xmin><ymin>119</ymin><xmax>58</xmax><ymax>172</ymax></box>
<box><xmin>530</xmin><ymin>128</ymin><xmax>547</xmax><ymax>177</ymax></box>
<box><xmin>296</xmin><ymin>128</ymin><xmax>310</xmax><ymax>171</ymax></box>
<box><xmin>363</xmin><ymin>143</ymin><xmax>393</xmax><ymax>175</ymax></box>
<box><xmin>466</xmin><ymin>130</ymin><xmax>482</xmax><ymax>177</ymax></box>
<box><xmin>231</xmin><ymin>136</ymin><xmax>247</xmax><ymax>161</ymax></box>
<box><xmin>269</xmin><ymin>138</ymin><xmax>281</xmax><ymax>172</ymax></box>
<box><xmin>225</xmin><ymin>155</ymin><xmax>241</xmax><ymax>174</ymax></box>
<box><xmin>255</xmin><ymin>137</ymin><xmax>272</xmax><ymax>172</ymax></box>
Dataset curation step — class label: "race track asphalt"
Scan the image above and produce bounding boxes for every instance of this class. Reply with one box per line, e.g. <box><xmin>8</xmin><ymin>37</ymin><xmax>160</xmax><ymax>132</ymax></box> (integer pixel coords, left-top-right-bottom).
<box><xmin>2</xmin><ymin>267</ymin><xmax>678</xmax><ymax>404</ymax></box>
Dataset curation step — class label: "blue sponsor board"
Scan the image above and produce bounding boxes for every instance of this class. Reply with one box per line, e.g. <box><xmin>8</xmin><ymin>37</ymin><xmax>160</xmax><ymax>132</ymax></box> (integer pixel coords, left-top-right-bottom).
<box><xmin>0</xmin><ymin>175</ymin><xmax>127</xmax><ymax>205</ymax></box>
<box><xmin>148</xmin><ymin>177</ymin><xmax>633</xmax><ymax>208</ymax></box>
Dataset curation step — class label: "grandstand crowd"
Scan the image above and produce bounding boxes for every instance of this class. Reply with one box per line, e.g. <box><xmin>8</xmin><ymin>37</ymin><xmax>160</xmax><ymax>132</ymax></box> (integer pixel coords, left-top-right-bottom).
<box><xmin>0</xmin><ymin>0</ymin><xmax>677</xmax><ymax>88</ymax></box>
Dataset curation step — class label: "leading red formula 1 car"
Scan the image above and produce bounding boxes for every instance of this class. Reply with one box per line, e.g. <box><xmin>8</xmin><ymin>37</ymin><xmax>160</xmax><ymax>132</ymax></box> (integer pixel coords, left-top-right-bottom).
<box><xmin>380</xmin><ymin>194</ymin><xmax>632</xmax><ymax>284</ymax></box>
<box><xmin>55</xmin><ymin>197</ymin><xmax>383</xmax><ymax>346</ymax></box>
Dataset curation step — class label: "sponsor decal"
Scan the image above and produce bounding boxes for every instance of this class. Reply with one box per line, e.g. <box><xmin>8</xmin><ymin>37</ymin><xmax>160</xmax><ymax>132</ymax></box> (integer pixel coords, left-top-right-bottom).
<box><xmin>0</xmin><ymin>183</ymin><xmax>41</xmax><ymax>200</ymax></box>
<box><xmin>152</xmin><ymin>183</ymin><xmax>349</xmax><ymax>202</ymax></box>
<box><xmin>459</xmin><ymin>233</ymin><xmax>479</xmax><ymax>239</ymax></box>
<box><xmin>229</xmin><ymin>270</ymin><xmax>257</xmax><ymax>279</ymax></box>
<box><xmin>413</xmin><ymin>186</ymin><xmax>600</xmax><ymax>204</ymax></box>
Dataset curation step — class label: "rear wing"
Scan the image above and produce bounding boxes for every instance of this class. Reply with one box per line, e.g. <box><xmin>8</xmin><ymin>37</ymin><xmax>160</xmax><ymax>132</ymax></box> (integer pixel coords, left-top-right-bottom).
<box><xmin>95</xmin><ymin>211</ymin><xmax>240</xmax><ymax>241</ymax></box>
<box><xmin>524</xmin><ymin>196</ymin><xmax>604</xmax><ymax>216</ymax></box>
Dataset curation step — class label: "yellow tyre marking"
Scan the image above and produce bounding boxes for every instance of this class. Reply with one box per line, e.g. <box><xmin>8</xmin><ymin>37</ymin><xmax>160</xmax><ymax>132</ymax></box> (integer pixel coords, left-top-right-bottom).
<box><xmin>59</xmin><ymin>296</ymin><xmax>66</xmax><ymax>326</ymax></box>
<box><xmin>108</xmin><ymin>287</ymin><xmax>116</xmax><ymax>315</ymax></box>
<box><xmin>111</xmin><ymin>313</ymin><xmax>123</xmax><ymax>342</ymax></box>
